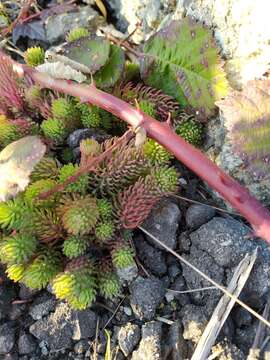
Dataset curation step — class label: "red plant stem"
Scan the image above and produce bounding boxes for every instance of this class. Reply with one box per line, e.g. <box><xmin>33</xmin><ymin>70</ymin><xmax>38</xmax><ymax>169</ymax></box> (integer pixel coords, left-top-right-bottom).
<box><xmin>20</xmin><ymin>66</ymin><xmax>270</xmax><ymax>243</ymax></box>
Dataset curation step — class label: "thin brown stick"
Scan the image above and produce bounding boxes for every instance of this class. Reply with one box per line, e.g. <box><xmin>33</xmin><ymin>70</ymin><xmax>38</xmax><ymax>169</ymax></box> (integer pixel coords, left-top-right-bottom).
<box><xmin>39</xmin><ymin>129</ymin><xmax>134</xmax><ymax>199</ymax></box>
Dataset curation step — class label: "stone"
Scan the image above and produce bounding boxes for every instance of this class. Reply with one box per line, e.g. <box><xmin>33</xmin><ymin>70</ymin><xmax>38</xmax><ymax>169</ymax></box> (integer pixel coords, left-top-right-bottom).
<box><xmin>181</xmin><ymin>245</ymin><xmax>223</xmax><ymax>314</ymax></box>
<box><xmin>29</xmin><ymin>302</ymin><xmax>97</xmax><ymax>351</ymax></box>
<box><xmin>232</xmin><ymin>307</ymin><xmax>253</xmax><ymax>328</ymax></box>
<box><xmin>211</xmin><ymin>339</ymin><xmax>245</xmax><ymax>360</ymax></box>
<box><xmin>161</xmin><ymin>320</ymin><xmax>187</xmax><ymax>360</ymax></box>
<box><xmin>0</xmin><ymin>322</ymin><xmax>15</xmax><ymax>354</ymax></box>
<box><xmin>45</xmin><ymin>6</ymin><xmax>104</xmax><ymax>44</ymax></box>
<box><xmin>234</xmin><ymin>322</ymin><xmax>257</xmax><ymax>354</ymax></box>
<box><xmin>180</xmin><ymin>304</ymin><xmax>208</xmax><ymax>344</ymax></box>
<box><xmin>67</xmin><ymin>129</ymin><xmax>110</xmax><ymax>149</ymax></box>
<box><xmin>129</xmin><ymin>276</ymin><xmax>165</xmax><ymax>320</ymax></box>
<box><xmin>185</xmin><ymin>204</ymin><xmax>216</xmax><ymax>229</ymax></box>
<box><xmin>189</xmin><ymin>217</ymin><xmax>252</xmax><ymax>268</ymax></box>
<box><xmin>107</xmin><ymin>0</ymin><xmax>164</xmax><ymax>43</ymax></box>
<box><xmin>169</xmin><ymin>275</ymin><xmax>189</xmax><ymax>306</ymax></box>
<box><xmin>168</xmin><ymin>263</ymin><xmax>182</xmax><ymax>281</ymax></box>
<box><xmin>116</xmin><ymin>263</ymin><xmax>138</xmax><ymax>284</ymax></box>
<box><xmin>0</xmin><ymin>283</ymin><xmax>16</xmax><ymax>321</ymax></box>
<box><xmin>9</xmin><ymin>303</ymin><xmax>27</xmax><ymax>321</ymax></box>
<box><xmin>118</xmin><ymin>323</ymin><xmax>141</xmax><ymax>356</ymax></box>
<box><xmin>29</xmin><ymin>292</ymin><xmax>56</xmax><ymax>320</ymax></box>
<box><xmin>134</xmin><ymin>234</ymin><xmax>167</xmax><ymax>276</ymax></box>
<box><xmin>131</xmin><ymin>321</ymin><xmax>162</xmax><ymax>360</ymax></box>
<box><xmin>143</xmin><ymin>199</ymin><xmax>181</xmax><ymax>250</ymax></box>
<box><xmin>18</xmin><ymin>333</ymin><xmax>37</xmax><ymax>355</ymax></box>
<box><xmin>19</xmin><ymin>284</ymin><xmax>39</xmax><ymax>300</ymax></box>
<box><xmin>74</xmin><ymin>340</ymin><xmax>89</xmax><ymax>354</ymax></box>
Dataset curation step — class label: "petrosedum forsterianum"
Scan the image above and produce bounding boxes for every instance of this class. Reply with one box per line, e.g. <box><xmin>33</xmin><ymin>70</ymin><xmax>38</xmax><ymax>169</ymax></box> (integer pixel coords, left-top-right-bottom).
<box><xmin>52</xmin><ymin>259</ymin><xmax>97</xmax><ymax>310</ymax></box>
<box><xmin>58</xmin><ymin>195</ymin><xmax>100</xmax><ymax>235</ymax></box>
<box><xmin>143</xmin><ymin>139</ymin><xmax>173</xmax><ymax>165</ymax></box>
<box><xmin>175</xmin><ymin>118</ymin><xmax>203</xmax><ymax>146</ymax></box>
<box><xmin>58</xmin><ymin>163</ymin><xmax>89</xmax><ymax>194</ymax></box>
<box><xmin>0</xmin><ymin>233</ymin><xmax>37</xmax><ymax>265</ymax></box>
<box><xmin>62</xmin><ymin>235</ymin><xmax>89</xmax><ymax>258</ymax></box>
<box><xmin>98</xmin><ymin>271</ymin><xmax>120</xmax><ymax>299</ymax></box>
<box><xmin>24</xmin><ymin>47</ymin><xmax>45</xmax><ymax>67</ymax></box>
<box><xmin>66</xmin><ymin>27</ymin><xmax>90</xmax><ymax>42</ymax></box>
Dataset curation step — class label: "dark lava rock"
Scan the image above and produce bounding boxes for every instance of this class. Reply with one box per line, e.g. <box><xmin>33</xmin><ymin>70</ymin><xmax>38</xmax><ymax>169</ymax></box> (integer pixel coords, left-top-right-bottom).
<box><xmin>143</xmin><ymin>199</ymin><xmax>181</xmax><ymax>250</ymax></box>
<box><xmin>74</xmin><ymin>340</ymin><xmax>89</xmax><ymax>355</ymax></box>
<box><xmin>129</xmin><ymin>276</ymin><xmax>165</xmax><ymax>320</ymax></box>
<box><xmin>185</xmin><ymin>204</ymin><xmax>216</xmax><ymax>229</ymax></box>
<box><xmin>162</xmin><ymin>320</ymin><xmax>187</xmax><ymax>360</ymax></box>
<box><xmin>182</xmin><ymin>245</ymin><xmax>224</xmax><ymax>314</ymax></box>
<box><xmin>67</xmin><ymin>129</ymin><xmax>110</xmax><ymax>148</ymax></box>
<box><xmin>0</xmin><ymin>283</ymin><xmax>16</xmax><ymax>321</ymax></box>
<box><xmin>118</xmin><ymin>323</ymin><xmax>141</xmax><ymax>357</ymax></box>
<box><xmin>232</xmin><ymin>307</ymin><xmax>253</xmax><ymax>328</ymax></box>
<box><xmin>18</xmin><ymin>333</ymin><xmax>37</xmax><ymax>355</ymax></box>
<box><xmin>180</xmin><ymin>304</ymin><xmax>208</xmax><ymax>344</ymax></box>
<box><xmin>0</xmin><ymin>322</ymin><xmax>16</xmax><ymax>354</ymax></box>
<box><xmin>168</xmin><ymin>263</ymin><xmax>182</xmax><ymax>281</ymax></box>
<box><xmin>169</xmin><ymin>275</ymin><xmax>190</xmax><ymax>306</ymax></box>
<box><xmin>132</xmin><ymin>321</ymin><xmax>162</xmax><ymax>360</ymax></box>
<box><xmin>211</xmin><ymin>339</ymin><xmax>245</xmax><ymax>360</ymax></box>
<box><xmin>234</xmin><ymin>322</ymin><xmax>257</xmax><ymax>354</ymax></box>
<box><xmin>29</xmin><ymin>302</ymin><xmax>97</xmax><ymax>351</ymax></box>
<box><xmin>19</xmin><ymin>284</ymin><xmax>39</xmax><ymax>300</ymax></box>
<box><xmin>134</xmin><ymin>234</ymin><xmax>167</xmax><ymax>276</ymax></box>
<box><xmin>189</xmin><ymin>217</ymin><xmax>252</xmax><ymax>267</ymax></box>
<box><xmin>29</xmin><ymin>292</ymin><xmax>56</xmax><ymax>320</ymax></box>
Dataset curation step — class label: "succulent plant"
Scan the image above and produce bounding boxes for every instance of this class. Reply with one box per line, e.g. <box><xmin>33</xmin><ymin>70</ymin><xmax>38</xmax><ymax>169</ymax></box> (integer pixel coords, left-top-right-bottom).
<box><xmin>58</xmin><ymin>163</ymin><xmax>89</xmax><ymax>194</ymax></box>
<box><xmin>143</xmin><ymin>139</ymin><xmax>173</xmax><ymax>165</ymax></box>
<box><xmin>78</xmin><ymin>103</ymin><xmax>101</xmax><ymax>128</ymax></box>
<box><xmin>95</xmin><ymin>221</ymin><xmax>115</xmax><ymax>242</ymax></box>
<box><xmin>97</xmin><ymin>199</ymin><xmax>113</xmax><ymax>220</ymax></box>
<box><xmin>58</xmin><ymin>195</ymin><xmax>100</xmax><ymax>235</ymax></box>
<box><xmin>6</xmin><ymin>263</ymin><xmax>25</xmax><ymax>282</ymax></box>
<box><xmin>0</xmin><ymin>233</ymin><xmax>37</xmax><ymax>265</ymax></box>
<box><xmin>31</xmin><ymin>157</ymin><xmax>59</xmax><ymax>182</ymax></box>
<box><xmin>66</xmin><ymin>27</ymin><xmax>90</xmax><ymax>42</ymax></box>
<box><xmin>24</xmin><ymin>47</ymin><xmax>45</xmax><ymax>67</ymax></box>
<box><xmin>0</xmin><ymin>197</ymin><xmax>27</xmax><ymax>230</ymax></box>
<box><xmin>98</xmin><ymin>271</ymin><xmax>120</xmax><ymax>299</ymax></box>
<box><xmin>22</xmin><ymin>250</ymin><xmax>62</xmax><ymax>289</ymax></box>
<box><xmin>111</xmin><ymin>244</ymin><xmax>135</xmax><ymax>269</ymax></box>
<box><xmin>152</xmin><ymin>166</ymin><xmax>179</xmax><ymax>193</ymax></box>
<box><xmin>24</xmin><ymin>179</ymin><xmax>57</xmax><ymax>207</ymax></box>
<box><xmin>63</xmin><ymin>235</ymin><xmax>89</xmax><ymax>258</ymax></box>
<box><xmin>175</xmin><ymin>118</ymin><xmax>203</xmax><ymax>146</ymax></box>
<box><xmin>41</xmin><ymin>117</ymin><xmax>68</xmax><ymax>145</ymax></box>
<box><xmin>0</xmin><ymin>115</ymin><xmax>19</xmax><ymax>147</ymax></box>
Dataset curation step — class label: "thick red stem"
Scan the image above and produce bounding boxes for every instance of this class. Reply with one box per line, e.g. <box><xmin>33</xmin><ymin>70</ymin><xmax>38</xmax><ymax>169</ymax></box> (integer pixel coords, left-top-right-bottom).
<box><xmin>20</xmin><ymin>67</ymin><xmax>270</xmax><ymax>243</ymax></box>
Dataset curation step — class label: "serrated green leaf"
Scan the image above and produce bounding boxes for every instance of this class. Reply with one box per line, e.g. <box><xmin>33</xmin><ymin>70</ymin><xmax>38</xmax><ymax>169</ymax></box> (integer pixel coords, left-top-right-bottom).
<box><xmin>94</xmin><ymin>45</ymin><xmax>125</xmax><ymax>88</ymax></box>
<box><xmin>63</xmin><ymin>36</ymin><xmax>110</xmax><ymax>73</ymax></box>
<box><xmin>141</xmin><ymin>18</ymin><xmax>229</xmax><ymax>119</ymax></box>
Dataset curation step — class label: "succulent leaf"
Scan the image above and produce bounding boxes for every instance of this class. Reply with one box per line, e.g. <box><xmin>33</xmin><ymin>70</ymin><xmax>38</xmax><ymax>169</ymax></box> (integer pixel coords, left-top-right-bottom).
<box><xmin>41</xmin><ymin>118</ymin><xmax>68</xmax><ymax>144</ymax></box>
<box><xmin>58</xmin><ymin>163</ymin><xmax>89</xmax><ymax>194</ymax></box>
<box><xmin>98</xmin><ymin>271</ymin><xmax>120</xmax><ymax>299</ymax></box>
<box><xmin>31</xmin><ymin>157</ymin><xmax>59</xmax><ymax>182</ymax></box>
<box><xmin>141</xmin><ymin>18</ymin><xmax>228</xmax><ymax>119</ymax></box>
<box><xmin>66</xmin><ymin>27</ymin><xmax>90</xmax><ymax>42</ymax></box>
<box><xmin>24</xmin><ymin>47</ymin><xmax>45</xmax><ymax>67</ymax></box>
<box><xmin>111</xmin><ymin>245</ymin><xmax>135</xmax><ymax>269</ymax></box>
<box><xmin>175</xmin><ymin>118</ymin><xmax>203</xmax><ymax>146</ymax></box>
<box><xmin>95</xmin><ymin>221</ymin><xmax>115</xmax><ymax>242</ymax></box>
<box><xmin>143</xmin><ymin>139</ymin><xmax>173</xmax><ymax>165</ymax></box>
<box><xmin>63</xmin><ymin>236</ymin><xmax>89</xmax><ymax>258</ymax></box>
<box><xmin>0</xmin><ymin>233</ymin><xmax>37</xmax><ymax>265</ymax></box>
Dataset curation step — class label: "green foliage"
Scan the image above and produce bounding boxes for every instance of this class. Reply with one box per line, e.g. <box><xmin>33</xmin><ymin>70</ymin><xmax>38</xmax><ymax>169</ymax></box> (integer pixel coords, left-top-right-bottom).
<box><xmin>111</xmin><ymin>245</ymin><xmax>135</xmax><ymax>269</ymax></box>
<box><xmin>66</xmin><ymin>27</ymin><xmax>90</xmax><ymax>42</ymax></box>
<box><xmin>78</xmin><ymin>103</ymin><xmax>101</xmax><ymax>128</ymax></box>
<box><xmin>41</xmin><ymin>118</ymin><xmax>68</xmax><ymax>145</ymax></box>
<box><xmin>175</xmin><ymin>118</ymin><xmax>203</xmax><ymax>146</ymax></box>
<box><xmin>99</xmin><ymin>271</ymin><xmax>120</xmax><ymax>299</ymax></box>
<box><xmin>58</xmin><ymin>195</ymin><xmax>100</xmax><ymax>235</ymax></box>
<box><xmin>58</xmin><ymin>163</ymin><xmax>89</xmax><ymax>194</ymax></box>
<box><xmin>0</xmin><ymin>233</ymin><xmax>37</xmax><ymax>265</ymax></box>
<box><xmin>97</xmin><ymin>199</ymin><xmax>113</xmax><ymax>220</ymax></box>
<box><xmin>51</xmin><ymin>98</ymin><xmax>78</xmax><ymax>120</ymax></box>
<box><xmin>24</xmin><ymin>47</ymin><xmax>45</xmax><ymax>67</ymax></box>
<box><xmin>152</xmin><ymin>166</ymin><xmax>179</xmax><ymax>193</ymax></box>
<box><xmin>124</xmin><ymin>62</ymin><xmax>140</xmax><ymax>82</ymax></box>
<box><xmin>63</xmin><ymin>36</ymin><xmax>110</xmax><ymax>73</ymax></box>
<box><xmin>95</xmin><ymin>45</ymin><xmax>125</xmax><ymax>89</ymax></box>
<box><xmin>143</xmin><ymin>139</ymin><xmax>172</xmax><ymax>165</ymax></box>
<box><xmin>63</xmin><ymin>236</ymin><xmax>89</xmax><ymax>258</ymax></box>
<box><xmin>98</xmin><ymin>109</ymin><xmax>112</xmax><ymax>130</ymax></box>
<box><xmin>95</xmin><ymin>221</ymin><xmax>115</xmax><ymax>242</ymax></box>
<box><xmin>22</xmin><ymin>250</ymin><xmax>62</xmax><ymax>289</ymax></box>
<box><xmin>0</xmin><ymin>115</ymin><xmax>19</xmax><ymax>147</ymax></box>
<box><xmin>0</xmin><ymin>197</ymin><xmax>26</xmax><ymax>230</ymax></box>
<box><xmin>6</xmin><ymin>263</ymin><xmax>25</xmax><ymax>282</ymax></box>
<box><xmin>24</xmin><ymin>179</ymin><xmax>57</xmax><ymax>207</ymax></box>
<box><xmin>80</xmin><ymin>138</ymin><xmax>101</xmax><ymax>157</ymax></box>
<box><xmin>141</xmin><ymin>18</ymin><xmax>228</xmax><ymax>118</ymax></box>
<box><xmin>31</xmin><ymin>157</ymin><xmax>59</xmax><ymax>182</ymax></box>
<box><xmin>52</xmin><ymin>264</ymin><xmax>97</xmax><ymax>310</ymax></box>
<box><xmin>138</xmin><ymin>99</ymin><xmax>156</xmax><ymax>117</ymax></box>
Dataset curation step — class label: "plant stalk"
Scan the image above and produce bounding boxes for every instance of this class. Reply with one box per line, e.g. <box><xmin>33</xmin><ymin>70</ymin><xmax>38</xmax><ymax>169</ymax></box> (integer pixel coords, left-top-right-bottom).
<box><xmin>19</xmin><ymin>65</ymin><xmax>270</xmax><ymax>243</ymax></box>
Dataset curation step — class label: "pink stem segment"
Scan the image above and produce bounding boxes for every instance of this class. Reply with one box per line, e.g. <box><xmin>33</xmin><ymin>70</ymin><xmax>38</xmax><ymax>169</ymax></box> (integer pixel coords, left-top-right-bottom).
<box><xmin>22</xmin><ymin>67</ymin><xmax>270</xmax><ymax>243</ymax></box>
